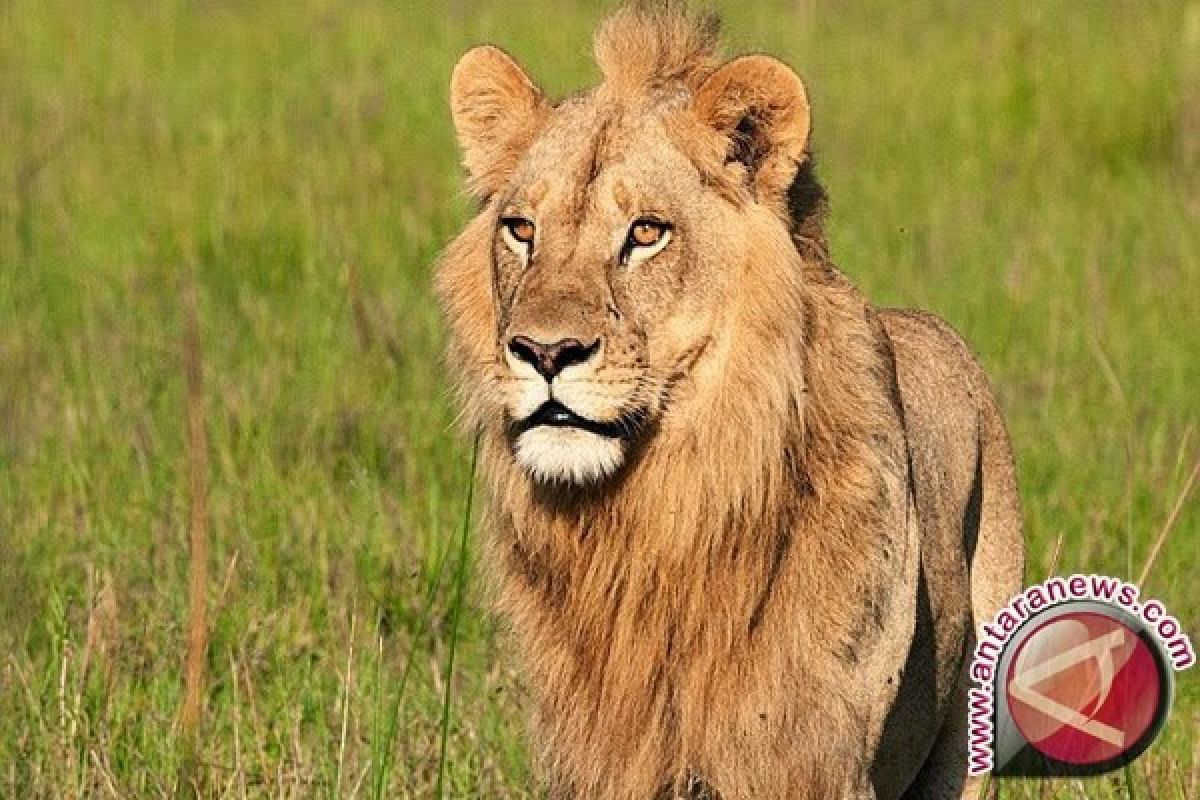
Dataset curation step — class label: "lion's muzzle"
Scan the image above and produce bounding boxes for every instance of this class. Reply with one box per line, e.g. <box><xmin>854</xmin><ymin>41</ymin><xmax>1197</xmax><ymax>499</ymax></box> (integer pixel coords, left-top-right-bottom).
<box><xmin>507</xmin><ymin>334</ymin><xmax>600</xmax><ymax>382</ymax></box>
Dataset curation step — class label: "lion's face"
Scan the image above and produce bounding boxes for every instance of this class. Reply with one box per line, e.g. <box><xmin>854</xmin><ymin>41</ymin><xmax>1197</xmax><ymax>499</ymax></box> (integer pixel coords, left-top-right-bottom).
<box><xmin>489</xmin><ymin>101</ymin><xmax>739</xmax><ymax>484</ymax></box>
<box><xmin>441</xmin><ymin>42</ymin><xmax>811</xmax><ymax>485</ymax></box>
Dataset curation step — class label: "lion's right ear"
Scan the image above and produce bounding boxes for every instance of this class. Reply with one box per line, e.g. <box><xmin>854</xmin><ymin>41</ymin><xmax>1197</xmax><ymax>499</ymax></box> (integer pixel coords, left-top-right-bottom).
<box><xmin>450</xmin><ymin>46</ymin><xmax>547</xmax><ymax>198</ymax></box>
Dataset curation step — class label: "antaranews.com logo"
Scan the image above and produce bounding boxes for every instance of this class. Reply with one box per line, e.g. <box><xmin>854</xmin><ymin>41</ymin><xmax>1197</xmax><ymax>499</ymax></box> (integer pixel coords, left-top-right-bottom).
<box><xmin>968</xmin><ymin>574</ymin><xmax>1194</xmax><ymax>778</ymax></box>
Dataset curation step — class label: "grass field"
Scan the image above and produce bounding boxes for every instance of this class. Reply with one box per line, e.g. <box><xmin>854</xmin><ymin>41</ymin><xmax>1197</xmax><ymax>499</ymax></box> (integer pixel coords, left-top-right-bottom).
<box><xmin>1</xmin><ymin>1</ymin><xmax>1197</xmax><ymax>797</ymax></box>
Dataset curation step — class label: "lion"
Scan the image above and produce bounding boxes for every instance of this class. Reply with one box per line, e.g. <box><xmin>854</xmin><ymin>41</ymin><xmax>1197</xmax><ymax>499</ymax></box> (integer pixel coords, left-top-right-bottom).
<box><xmin>435</xmin><ymin>4</ymin><xmax>1025</xmax><ymax>799</ymax></box>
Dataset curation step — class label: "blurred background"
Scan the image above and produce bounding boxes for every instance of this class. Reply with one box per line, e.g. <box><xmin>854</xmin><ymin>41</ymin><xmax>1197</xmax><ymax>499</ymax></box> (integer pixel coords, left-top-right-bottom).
<box><xmin>1</xmin><ymin>1</ymin><xmax>1197</xmax><ymax>797</ymax></box>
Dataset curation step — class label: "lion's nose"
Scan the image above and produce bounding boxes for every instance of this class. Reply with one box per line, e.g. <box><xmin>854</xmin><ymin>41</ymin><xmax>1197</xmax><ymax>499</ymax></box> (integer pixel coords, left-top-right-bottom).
<box><xmin>507</xmin><ymin>335</ymin><xmax>599</xmax><ymax>381</ymax></box>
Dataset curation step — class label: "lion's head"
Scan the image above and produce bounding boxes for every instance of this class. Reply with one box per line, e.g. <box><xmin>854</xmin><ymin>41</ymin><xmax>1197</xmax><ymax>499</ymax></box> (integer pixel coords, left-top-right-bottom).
<box><xmin>437</xmin><ymin>5</ymin><xmax>820</xmax><ymax>486</ymax></box>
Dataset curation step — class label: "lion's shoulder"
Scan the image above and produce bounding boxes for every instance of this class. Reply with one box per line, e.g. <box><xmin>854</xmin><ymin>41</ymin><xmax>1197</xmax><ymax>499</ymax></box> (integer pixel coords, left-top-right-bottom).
<box><xmin>878</xmin><ymin>308</ymin><xmax>992</xmax><ymax>406</ymax></box>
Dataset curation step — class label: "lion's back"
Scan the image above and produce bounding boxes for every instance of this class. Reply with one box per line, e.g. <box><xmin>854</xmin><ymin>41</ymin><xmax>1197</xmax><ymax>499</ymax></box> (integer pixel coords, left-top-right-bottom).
<box><xmin>880</xmin><ymin>306</ymin><xmax>1023</xmax><ymax>614</ymax></box>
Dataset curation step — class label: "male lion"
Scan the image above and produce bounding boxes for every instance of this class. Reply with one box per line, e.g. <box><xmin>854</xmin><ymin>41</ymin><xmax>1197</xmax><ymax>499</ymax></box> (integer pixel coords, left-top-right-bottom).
<box><xmin>436</xmin><ymin>5</ymin><xmax>1024</xmax><ymax>799</ymax></box>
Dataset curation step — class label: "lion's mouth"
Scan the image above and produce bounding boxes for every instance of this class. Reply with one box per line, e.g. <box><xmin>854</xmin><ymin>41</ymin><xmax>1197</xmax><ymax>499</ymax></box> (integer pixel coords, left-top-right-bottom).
<box><xmin>512</xmin><ymin>400</ymin><xmax>636</xmax><ymax>439</ymax></box>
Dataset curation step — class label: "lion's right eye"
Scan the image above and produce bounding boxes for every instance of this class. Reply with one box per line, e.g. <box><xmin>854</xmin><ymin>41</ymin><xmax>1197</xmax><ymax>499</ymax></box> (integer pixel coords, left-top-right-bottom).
<box><xmin>500</xmin><ymin>217</ymin><xmax>536</xmax><ymax>258</ymax></box>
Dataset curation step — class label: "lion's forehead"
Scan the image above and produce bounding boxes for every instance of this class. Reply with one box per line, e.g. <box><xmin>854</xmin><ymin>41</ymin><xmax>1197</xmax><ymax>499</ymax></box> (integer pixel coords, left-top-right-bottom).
<box><xmin>513</xmin><ymin>100</ymin><xmax>702</xmax><ymax>221</ymax></box>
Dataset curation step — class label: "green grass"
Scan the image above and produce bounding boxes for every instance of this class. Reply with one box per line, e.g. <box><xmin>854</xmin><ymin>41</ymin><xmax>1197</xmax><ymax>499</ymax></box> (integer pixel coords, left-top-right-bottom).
<box><xmin>1</xmin><ymin>1</ymin><xmax>1197</xmax><ymax>797</ymax></box>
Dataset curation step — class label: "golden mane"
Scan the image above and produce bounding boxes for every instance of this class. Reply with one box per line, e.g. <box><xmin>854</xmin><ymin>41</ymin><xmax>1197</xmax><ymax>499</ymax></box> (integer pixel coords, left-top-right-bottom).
<box><xmin>477</xmin><ymin>258</ymin><xmax>903</xmax><ymax>797</ymax></box>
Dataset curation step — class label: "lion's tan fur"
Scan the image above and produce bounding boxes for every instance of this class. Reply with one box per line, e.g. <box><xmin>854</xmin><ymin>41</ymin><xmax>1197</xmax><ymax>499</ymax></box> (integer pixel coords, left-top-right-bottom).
<box><xmin>437</xmin><ymin>5</ymin><xmax>1024</xmax><ymax>799</ymax></box>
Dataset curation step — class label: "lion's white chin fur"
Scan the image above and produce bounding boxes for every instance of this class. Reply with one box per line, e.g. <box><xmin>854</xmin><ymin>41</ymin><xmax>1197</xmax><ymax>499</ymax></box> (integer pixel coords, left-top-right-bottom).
<box><xmin>514</xmin><ymin>427</ymin><xmax>626</xmax><ymax>485</ymax></box>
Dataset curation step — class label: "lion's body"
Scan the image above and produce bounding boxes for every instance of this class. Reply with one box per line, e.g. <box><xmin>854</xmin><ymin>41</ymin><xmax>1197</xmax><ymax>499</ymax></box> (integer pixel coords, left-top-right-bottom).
<box><xmin>871</xmin><ymin>308</ymin><xmax>1025</xmax><ymax>798</ymax></box>
<box><xmin>437</xmin><ymin>6</ymin><xmax>1024</xmax><ymax>798</ymax></box>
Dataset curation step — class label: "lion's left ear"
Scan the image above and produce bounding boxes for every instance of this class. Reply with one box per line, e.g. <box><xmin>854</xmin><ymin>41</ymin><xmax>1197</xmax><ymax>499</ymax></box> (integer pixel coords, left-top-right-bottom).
<box><xmin>694</xmin><ymin>55</ymin><xmax>811</xmax><ymax>205</ymax></box>
<box><xmin>450</xmin><ymin>45</ymin><xmax>548</xmax><ymax>198</ymax></box>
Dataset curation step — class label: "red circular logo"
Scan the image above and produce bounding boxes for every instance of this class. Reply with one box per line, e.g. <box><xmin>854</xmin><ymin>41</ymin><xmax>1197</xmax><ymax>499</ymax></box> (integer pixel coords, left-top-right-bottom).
<box><xmin>1006</xmin><ymin>611</ymin><xmax>1164</xmax><ymax>765</ymax></box>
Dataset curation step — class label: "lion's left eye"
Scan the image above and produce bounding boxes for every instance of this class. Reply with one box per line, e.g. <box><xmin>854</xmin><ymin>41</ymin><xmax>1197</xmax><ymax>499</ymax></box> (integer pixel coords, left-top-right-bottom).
<box><xmin>621</xmin><ymin>219</ymin><xmax>672</xmax><ymax>265</ymax></box>
<box><xmin>500</xmin><ymin>216</ymin><xmax>536</xmax><ymax>259</ymax></box>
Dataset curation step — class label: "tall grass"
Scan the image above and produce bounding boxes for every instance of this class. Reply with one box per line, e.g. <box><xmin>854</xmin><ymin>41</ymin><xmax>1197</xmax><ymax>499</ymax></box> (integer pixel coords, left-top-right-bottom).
<box><xmin>0</xmin><ymin>1</ymin><xmax>1196</xmax><ymax>797</ymax></box>
<box><xmin>435</xmin><ymin>434</ymin><xmax>480</xmax><ymax>800</ymax></box>
<box><xmin>178</xmin><ymin>271</ymin><xmax>212</xmax><ymax>798</ymax></box>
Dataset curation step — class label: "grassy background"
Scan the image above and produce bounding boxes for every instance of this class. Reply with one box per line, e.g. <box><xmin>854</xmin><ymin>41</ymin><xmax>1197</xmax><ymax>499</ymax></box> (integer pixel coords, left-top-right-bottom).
<box><xmin>1</xmin><ymin>0</ymin><xmax>1197</xmax><ymax>797</ymax></box>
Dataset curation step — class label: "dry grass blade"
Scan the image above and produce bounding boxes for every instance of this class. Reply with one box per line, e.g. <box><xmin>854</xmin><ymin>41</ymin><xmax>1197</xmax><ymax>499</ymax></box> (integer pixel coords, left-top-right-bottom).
<box><xmin>1137</xmin><ymin>456</ymin><xmax>1200</xmax><ymax>586</ymax></box>
<box><xmin>90</xmin><ymin>748</ymin><xmax>122</xmax><ymax>800</ymax></box>
<box><xmin>336</xmin><ymin>614</ymin><xmax>357</xmax><ymax>800</ymax></box>
<box><xmin>179</xmin><ymin>271</ymin><xmax>211</xmax><ymax>798</ymax></box>
<box><xmin>81</xmin><ymin>573</ymin><xmax>119</xmax><ymax>689</ymax></box>
<box><xmin>1044</xmin><ymin>532</ymin><xmax>1065</xmax><ymax>580</ymax></box>
<box><xmin>229</xmin><ymin>653</ymin><xmax>248</xmax><ymax>800</ymax></box>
